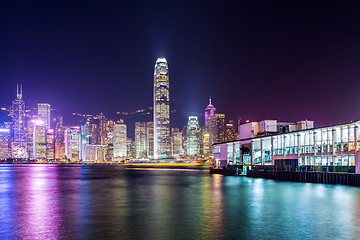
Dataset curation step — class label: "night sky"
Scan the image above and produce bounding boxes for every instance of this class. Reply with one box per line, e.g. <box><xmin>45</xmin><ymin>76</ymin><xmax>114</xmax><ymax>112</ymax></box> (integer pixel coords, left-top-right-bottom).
<box><xmin>1</xmin><ymin>1</ymin><xmax>360</xmax><ymax>127</ymax></box>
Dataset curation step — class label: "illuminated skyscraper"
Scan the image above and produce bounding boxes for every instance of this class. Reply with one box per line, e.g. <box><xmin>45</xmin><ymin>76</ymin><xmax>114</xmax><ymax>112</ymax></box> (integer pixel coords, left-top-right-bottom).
<box><xmin>204</xmin><ymin>97</ymin><xmax>216</xmax><ymax>155</ymax></box>
<box><xmin>225</xmin><ymin>120</ymin><xmax>237</xmax><ymax>142</ymax></box>
<box><xmin>0</xmin><ymin>128</ymin><xmax>10</xmax><ymax>160</ymax></box>
<box><xmin>33</xmin><ymin>120</ymin><xmax>47</xmax><ymax>160</ymax></box>
<box><xmin>209</xmin><ymin>113</ymin><xmax>226</xmax><ymax>144</ymax></box>
<box><xmin>187</xmin><ymin>116</ymin><xmax>200</xmax><ymax>157</ymax></box>
<box><xmin>171</xmin><ymin>128</ymin><xmax>183</xmax><ymax>158</ymax></box>
<box><xmin>135</xmin><ymin>122</ymin><xmax>147</xmax><ymax>159</ymax></box>
<box><xmin>153</xmin><ymin>57</ymin><xmax>170</xmax><ymax>159</ymax></box>
<box><xmin>37</xmin><ymin>103</ymin><xmax>51</xmax><ymax>129</ymax></box>
<box><xmin>65</xmin><ymin>126</ymin><xmax>81</xmax><ymax>161</ymax></box>
<box><xmin>46</xmin><ymin>129</ymin><xmax>54</xmax><ymax>160</ymax></box>
<box><xmin>204</xmin><ymin>97</ymin><xmax>216</xmax><ymax>132</ymax></box>
<box><xmin>146</xmin><ymin>122</ymin><xmax>154</xmax><ymax>159</ymax></box>
<box><xmin>80</xmin><ymin>125</ymin><xmax>87</xmax><ymax>160</ymax></box>
<box><xmin>113</xmin><ymin>123</ymin><xmax>127</xmax><ymax>159</ymax></box>
<box><xmin>12</xmin><ymin>85</ymin><xmax>27</xmax><ymax>159</ymax></box>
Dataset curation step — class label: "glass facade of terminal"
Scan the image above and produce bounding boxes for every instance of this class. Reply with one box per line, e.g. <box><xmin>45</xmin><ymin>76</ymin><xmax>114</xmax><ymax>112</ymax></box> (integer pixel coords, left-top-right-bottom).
<box><xmin>214</xmin><ymin>121</ymin><xmax>360</xmax><ymax>171</ymax></box>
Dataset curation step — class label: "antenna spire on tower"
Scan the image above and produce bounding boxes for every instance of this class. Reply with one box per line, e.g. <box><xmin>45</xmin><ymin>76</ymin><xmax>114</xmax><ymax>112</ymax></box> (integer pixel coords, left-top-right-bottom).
<box><xmin>16</xmin><ymin>84</ymin><xmax>23</xmax><ymax>100</ymax></box>
<box><xmin>209</xmin><ymin>96</ymin><xmax>212</xmax><ymax>105</ymax></box>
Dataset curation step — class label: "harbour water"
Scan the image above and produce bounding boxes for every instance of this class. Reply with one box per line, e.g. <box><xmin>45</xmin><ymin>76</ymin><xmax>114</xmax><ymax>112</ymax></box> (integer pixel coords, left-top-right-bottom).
<box><xmin>0</xmin><ymin>164</ymin><xmax>359</xmax><ymax>239</ymax></box>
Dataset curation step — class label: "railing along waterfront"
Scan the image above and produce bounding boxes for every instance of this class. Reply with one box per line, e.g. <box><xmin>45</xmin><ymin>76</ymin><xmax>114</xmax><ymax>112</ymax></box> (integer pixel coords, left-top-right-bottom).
<box><xmin>246</xmin><ymin>170</ymin><xmax>360</xmax><ymax>187</ymax></box>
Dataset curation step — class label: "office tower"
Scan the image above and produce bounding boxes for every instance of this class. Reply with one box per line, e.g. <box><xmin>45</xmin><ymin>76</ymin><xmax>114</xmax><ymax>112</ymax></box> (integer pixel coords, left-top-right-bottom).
<box><xmin>0</xmin><ymin>128</ymin><xmax>10</xmax><ymax>159</ymax></box>
<box><xmin>171</xmin><ymin>128</ymin><xmax>183</xmax><ymax>158</ymax></box>
<box><xmin>187</xmin><ymin>116</ymin><xmax>200</xmax><ymax>157</ymax></box>
<box><xmin>146</xmin><ymin>122</ymin><xmax>154</xmax><ymax>159</ymax></box>
<box><xmin>37</xmin><ymin>103</ymin><xmax>51</xmax><ymax>129</ymax></box>
<box><xmin>55</xmin><ymin>143</ymin><xmax>65</xmax><ymax>159</ymax></box>
<box><xmin>204</xmin><ymin>97</ymin><xmax>216</xmax><ymax>132</ymax></box>
<box><xmin>199</xmin><ymin>126</ymin><xmax>205</xmax><ymax>155</ymax></box>
<box><xmin>98</xmin><ymin>113</ymin><xmax>108</xmax><ymax>144</ymax></box>
<box><xmin>105</xmin><ymin>144</ymin><xmax>114</xmax><ymax>161</ymax></box>
<box><xmin>46</xmin><ymin>129</ymin><xmax>55</xmax><ymax>160</ymax></box>
<box><xmin>135</xmin><ymin>122</ymin><xmax>147</xmax><ymax>159</ymax></box>
<box><xmin>225</xmin><ymin>120</ymin><xmax>237</xmax><ymax>142</ymax></box>
<box><xmin>11</xmin><ymin>85</ymin><xmax>27</xmax><ymax>159</ymax></box>
<box><xmin>126</xmin><ymin>138</ymin><xmax>135</xmax><ymax>159</ymax></box>
<box><xmin>85</xmin><ymin>145</ymin><xmax>105</xmax><ymax>162</ymax></box>
<box><xmin>65</xmin><ymin>126</ymin><xmax>81</xmax><ymax>161</ymax></box>
<box><xmin>33</xmin><ymin>120</ymin><xmax>47</xmax><ymax>160</ymax></box>
<box><xmin>106</xmin><ymin>119</ymin><xmax>115</xmax><ymax>144</ymax></box>
<box><xmin>55</xmin><ymin>116</ymin><xmax>65</xmax><ymax>142</ymax></box>
<box><xmin>153</xmin><ymin>57</ymin><xmax>170</xmax><ymax>159</ymax></box>
<box><xmin>182</xmin><ymin>126</ymin><xmax>187</xmax><ymax>157</ymax></box>
<box><xmin>80</xmin><ymin>125</ymin><xmax>87</xmax><ymax>160</ymax></box>
<box><xmin>203</xmin><ymin>131</ymin><xmax>211</xmax><ymax>157</ymax></box>
<box><xmin>113</xmin><ymin>123</ymin><xmax>127</xmax><ymax>159</ymax></box>
<box><xmin>204</xmin><ymin>98</ymin><xmax>216</xmax><ymax>155</ymax></box>
<box><xmin>209</xmin><ymin>113</ymin><xmax>226</xmax><ymax>144</ymax></box>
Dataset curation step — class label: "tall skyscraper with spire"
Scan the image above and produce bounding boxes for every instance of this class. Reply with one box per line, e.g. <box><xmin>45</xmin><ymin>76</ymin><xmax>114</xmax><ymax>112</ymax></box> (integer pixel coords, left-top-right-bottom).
<box><xmin>153</xmin><ymin>57</ymin><xmax>170</xmax><ymax>159</ymax></box>
<box><xmin>11</xmin><ymin>84</ymin><xmax>27</xmax><ymax>159</ymax></box>
<box><xmin>204</xmin><ymin>97</ymin><xmax>216</xmax><ymax>133</ymax></box>
<box><xmin>203</xmin><ymin>97</ymin><xmax>216</xmax><ymax>156</ymax></box>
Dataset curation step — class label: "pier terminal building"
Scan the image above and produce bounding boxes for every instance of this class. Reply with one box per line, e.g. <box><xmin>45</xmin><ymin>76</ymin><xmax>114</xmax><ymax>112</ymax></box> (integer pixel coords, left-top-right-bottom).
<box><xmin>212</xmin><ymin>120</ymin><xmax>360</xmax><ymax>174</ymax></box>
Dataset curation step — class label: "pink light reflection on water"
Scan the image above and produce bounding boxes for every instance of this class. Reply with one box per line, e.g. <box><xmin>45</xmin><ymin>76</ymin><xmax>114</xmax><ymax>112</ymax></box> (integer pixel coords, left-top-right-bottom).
<box><xmin>14</xmin><ymin>165</ymin><xmax>63</xmax><ymax>240</ymax></box>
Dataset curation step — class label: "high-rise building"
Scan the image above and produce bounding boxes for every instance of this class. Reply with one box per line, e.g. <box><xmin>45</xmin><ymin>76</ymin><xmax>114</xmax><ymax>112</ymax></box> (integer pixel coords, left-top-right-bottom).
<box><xmin>126</xmin><ymin>138</ymin><xmax>135</xmax><ymax>159</ymax></box>
<box><xmin>182</xmin><ymin>126</ymin><xmax>187</xmax><ymax>157</ymax></box>
<box><xmin>46</xmin><ymin>129</ymin><xmax>54</xmax><ymax>160</ymax></box>
<box><xmin>98</xmin><ymin>113</ymin><xmax>108</xmax><ymax>145</ymax></box>
<box><xmin>55</xmin><ymin>116</ymin><xmax>65</xmax><ymax>143</ymax></box>
<box><xmin>135</xmin><ymin>122</ymin><xmax>147</xmax><ymax>159</ymax></box>
<box><xmin>0</xmin><ymin>128</ymin><xmax>10</xmax><ymax>160</ymax></box>
<box><xmin>85</xmin><ymin>145</ymin><xmax>105</xmax><ymax>162</ymax></box>
<box><xmin>105</xmin><ymin>144</ymin><xmax>114</xmax><ymax>161</ymax></box>
<box><xmin>153</xmin><ymin>57</ymin><xmax>170</xmax><ymax>159</ymax></box>
<box><xmin>209</xmin><ymin>113</ymin><xmax>226</xmax><ymax>144</ymax></box>
<box><xmin>187</xmin><ymin>116</ymin><xmax>200</xmax><ymax>157</ymax></box>
<box><xmin>204</xmin><ymin>98</ymin><xmax>216</xmax><ymax>155</ymax></box>
<box><xmin>80</xmin><ymin>125</ymin><xmax>88</xmax><ymax>161</ymax></box>
<box><xmin>33</xmin><ymin>120</ymin><xmax>47</xmax><ymax>160</ymax></box>
<box><xmin>225</xmin><ymin>120</ymin><xmax>237</xmax><ymax>142</ymax></box>
<box><xmin>146</xmin><ymin>122</ymin><xmax>154</xmax><ymax>159</ymax></box>
<box><xmin>171</xmin><ymin>128</ymin><xmax>183</xmax><ymax>158</ymax></box>
<box><xmin>113</xmin><ymin>123</ymin><xmax>127</xmax><ymax>159</ymax></box>
<box><xmin>11</xmin><ymin>85</ymin><xmax>27</xmax><ymax>159</ymax></box>
<box><xmin>37</xmin><ymin>103</ymin><xmax>51</xmax><ymax>129</ymax></box>
<box><xmin>205</xmin><ymin>97</ymin><xmax>216</xmax><ymax>132</ymax></box>
<box><xmin>65</xmin><ymin>126</ymin><xmax>81</xmax><ymax>161</ymax></box>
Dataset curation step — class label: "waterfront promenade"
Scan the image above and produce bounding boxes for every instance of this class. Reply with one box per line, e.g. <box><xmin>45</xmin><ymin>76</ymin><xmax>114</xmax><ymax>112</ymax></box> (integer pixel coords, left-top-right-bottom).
<box><xmin>210</xmin><ymin>167</ymin><xmax>360</xmax><ymax>187</ymax></box>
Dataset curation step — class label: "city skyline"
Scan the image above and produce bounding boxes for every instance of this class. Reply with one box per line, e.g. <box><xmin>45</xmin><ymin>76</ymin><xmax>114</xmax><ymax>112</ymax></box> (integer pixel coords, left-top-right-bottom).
<box><xmin>1</xmin><ymin>2</ymin><xmax>360</xmax><ymax>128</ymax></box>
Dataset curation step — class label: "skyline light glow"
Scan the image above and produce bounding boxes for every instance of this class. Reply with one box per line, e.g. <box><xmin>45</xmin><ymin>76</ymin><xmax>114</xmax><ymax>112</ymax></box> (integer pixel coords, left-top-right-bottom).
<box><xmin>0</xmin><ymin>1</ymin><xmax>360</xmax><ymax>128</ymax></box>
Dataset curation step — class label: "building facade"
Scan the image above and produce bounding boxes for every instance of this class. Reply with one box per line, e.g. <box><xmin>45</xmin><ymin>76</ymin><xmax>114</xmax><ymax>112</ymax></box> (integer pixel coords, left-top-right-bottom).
<box><xmin>37</xmin><ymin>103</ymin><xmax>51</xmax><ymax>129</ymax></box>
<box><xmin>64</xmin><ymin>126</ymin><xmax>81</xmax><ymax>161</ymax></box>
<box><xmin>209</xmin><ymin>113</ymin><xmax>226</xmax><ymax>144</ymax></box>
<box><xmin>113</xmin><ymin>123</ymin><xmax>127</xmax><ymax>159</ymax></box>
<box><xmin>204</xmin><ymin>98</ymin><xmax>216</xmax><ymax>155</ymax></box>
<box><xmin>153</xmin><ymin>57</ymin><xmax>170</xmax><ymax>159</ymax></box>
<box><xmin>11</xmin><ymin>85</ymin><xmax>27</xmax><ymax>159</ymax></box>
<box><xmin>33</xmin><ymin>120</ymin><xmax>47</xmax><ymax>160</ymax></box>
<box><xmin>135</xmin><ymin>122</ymin><xmax>147</xmax><ymax>159</ymax></box>
<box><xmin>171</xmin><ymin>128</ymin><xmax>183</xmax><ymax>158</ymax></box>
<box><xmin>146</xmin><ymin>122</ymin><xmax>154</xmax><ymax>159</ymax></box>
<box><xmin>187</xmin><ymin>116</ymin><xmax>200</xmax><ymax>157</ymax></box>
<box><xmin>0</xmin><ymin>129</ymin><xmax>10</xmax><ymax>160</ymax></box>
<box><xmin>213</xmin><ymin>120</ymin><xmax>360</xmax><ymax>174</ymax></box>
